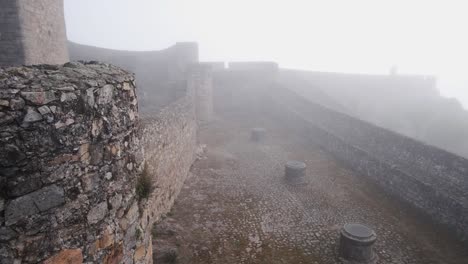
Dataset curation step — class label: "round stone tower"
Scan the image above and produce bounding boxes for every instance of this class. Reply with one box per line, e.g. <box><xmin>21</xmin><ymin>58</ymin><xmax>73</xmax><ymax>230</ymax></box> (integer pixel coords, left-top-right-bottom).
<box><xmin>0</xmin><ymin>62</ymin><xmax>151</xmax><ymax>263</ymax></box>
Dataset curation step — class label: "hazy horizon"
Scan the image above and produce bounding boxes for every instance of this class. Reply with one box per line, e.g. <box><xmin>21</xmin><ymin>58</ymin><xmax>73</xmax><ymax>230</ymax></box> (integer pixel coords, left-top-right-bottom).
<box><xmin>64</xmin><ymin>0</ymin><xmax>468</xmax><ymax>109</ymax></box>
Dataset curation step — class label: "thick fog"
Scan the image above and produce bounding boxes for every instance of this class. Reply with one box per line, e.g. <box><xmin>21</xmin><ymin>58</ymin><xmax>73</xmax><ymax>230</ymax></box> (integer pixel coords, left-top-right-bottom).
<box><xmin>65</xmin><ymin>0</ymin><xmax>468</xmax><ymax>109</ymax></box>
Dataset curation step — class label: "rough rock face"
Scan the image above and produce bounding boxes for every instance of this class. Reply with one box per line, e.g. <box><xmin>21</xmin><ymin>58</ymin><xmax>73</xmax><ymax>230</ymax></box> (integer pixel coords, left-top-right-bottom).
<box><xmin>140</xmin><ymin>90</ymin><xmax>197</xmax><ymax>224</ymax></box>
<box><xmin>0</xmin><ymin>62</ymin><xmax>148</xmax><ymax>263</ymax></box>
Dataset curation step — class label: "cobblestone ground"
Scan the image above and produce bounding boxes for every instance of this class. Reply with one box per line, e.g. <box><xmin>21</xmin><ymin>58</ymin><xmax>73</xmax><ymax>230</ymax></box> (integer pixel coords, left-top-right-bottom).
<box><xmin>153</xmin><ymin>111</ymin><xmax>468</xmax><ymax>264</ymax></box>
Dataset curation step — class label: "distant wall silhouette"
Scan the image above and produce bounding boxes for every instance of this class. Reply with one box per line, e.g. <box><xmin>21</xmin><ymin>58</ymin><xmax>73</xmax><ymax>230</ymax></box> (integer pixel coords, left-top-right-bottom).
<box><xmin>68</xmin><ymin>41</ymin><xmax>198</xmax><ymax>113</ymax></box>
<box><xmin>281</xmin><ymin>70</ymin><xmax>468</xmax><ymax>159</ymax></box>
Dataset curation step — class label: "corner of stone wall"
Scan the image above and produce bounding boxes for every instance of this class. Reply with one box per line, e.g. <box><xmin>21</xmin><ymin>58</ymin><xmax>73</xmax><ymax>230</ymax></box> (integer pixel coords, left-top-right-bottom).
<box><xmin>187</xmin><ymin>64</ymin><xmax>214</xmax><ymax>125</ymax></box>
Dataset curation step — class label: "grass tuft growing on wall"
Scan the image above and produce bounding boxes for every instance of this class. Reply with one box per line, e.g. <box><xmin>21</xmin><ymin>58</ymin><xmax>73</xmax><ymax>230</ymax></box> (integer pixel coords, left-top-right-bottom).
<box><xmin>136</xmin><ymin>163</ymin><xmax>152</xmax><ymax>201</ymax></box>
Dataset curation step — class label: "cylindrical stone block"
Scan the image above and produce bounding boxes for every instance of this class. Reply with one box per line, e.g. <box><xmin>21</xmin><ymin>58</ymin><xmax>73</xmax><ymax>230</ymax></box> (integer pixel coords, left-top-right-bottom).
<box><xmin>285</xmin><ymin>160</ymin><xmax>307</xmax><ymax>185</ymax></box>
<box><xmin>251</xmin><ymin>127</ymin><xmax>266</xmax><ymax>142</ymax></box>
<box><xmin>339</xmin><ymin>223</ymin><xmax>377</xmax><ymax>263</ymax></box>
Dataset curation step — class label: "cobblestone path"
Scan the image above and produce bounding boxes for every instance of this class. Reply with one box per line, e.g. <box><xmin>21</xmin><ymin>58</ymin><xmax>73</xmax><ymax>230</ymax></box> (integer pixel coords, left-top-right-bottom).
<box><xmin>153</xmin><ymin>112</ymin><xmax>468</xmax><ymax>264</ymax></box>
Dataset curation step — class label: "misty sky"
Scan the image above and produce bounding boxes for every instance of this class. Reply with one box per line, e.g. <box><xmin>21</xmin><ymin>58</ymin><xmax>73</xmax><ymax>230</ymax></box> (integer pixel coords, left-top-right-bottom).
<box><xmin>64</xmin><ymin>0</ymin><xmax>468</xmax><ymax>109</ymax></box>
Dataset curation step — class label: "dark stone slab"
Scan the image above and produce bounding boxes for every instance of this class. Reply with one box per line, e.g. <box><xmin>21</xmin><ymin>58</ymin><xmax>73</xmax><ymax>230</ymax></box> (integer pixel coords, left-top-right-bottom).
<box><xmin>31</xmin><ymin>184</ymin><xmax>65</xmax><ymax>212</ymax></box>
<box><xmin>5</xmin><ymin>195</ymin><xmax>38</xmax><ymax>226</ymax></box>
<box><xmin>0</xmin><ymin>227</ymin><xmax>17</xmax><ymax>242</ymax></box>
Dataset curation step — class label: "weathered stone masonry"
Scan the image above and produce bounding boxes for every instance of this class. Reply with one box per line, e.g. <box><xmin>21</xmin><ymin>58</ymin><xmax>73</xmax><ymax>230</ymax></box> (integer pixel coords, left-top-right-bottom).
<box><xmin>140</xmin><ymin>89</ymin><xmax>197</xmax><ymax>224</ymax></box>
<box><xmin>0</xmin><ymin>62</ymin><xmax>148</xmax><ymax>263</ymax></box>
<box><xmin>0</xmin><ymin>60</ymin><xmax>203</xmax><ymax>263</ymax></box>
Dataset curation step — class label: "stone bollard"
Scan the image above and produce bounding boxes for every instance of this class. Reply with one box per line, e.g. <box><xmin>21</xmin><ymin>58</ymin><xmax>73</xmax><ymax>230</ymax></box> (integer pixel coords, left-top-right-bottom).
<box><xmin>285</xmin><ymin>160</ymin><xmax>307</xmax><ymax>185</ymax></box>
<box><xmin>251</xmin><ymin>127</ymin><xmax>266</xmax><ymax>142</ymax></box>
<box><xmin>339</xmin><ymin>223</ymin><xmax>377</xmax><ymax>263</ymax></box>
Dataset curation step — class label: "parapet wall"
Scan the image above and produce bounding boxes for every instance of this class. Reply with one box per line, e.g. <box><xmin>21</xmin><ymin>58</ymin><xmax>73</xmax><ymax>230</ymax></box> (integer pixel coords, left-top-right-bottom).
<box><xmin>228</xmin><ymin>61</ymin><xmax>279</xmax><ymax>73</ymax></box>
<box><xmin>140</xmin><ymin>90</ymin><xmax>197</xmax><ymax>223</ymax></box>
<box><xmin>0</xmin><ymin>0</ymin><xmax>69</xmax><ymax>66</ymax></box>
<box><xmin>279</xmin><ymin>70</ymin><xmax>468</xmax><ymax>159</ymax></box>
<box><xmin>269</xmin><ymin>85</ymin><xmax>468</xmax><ymax>242</ymax></box>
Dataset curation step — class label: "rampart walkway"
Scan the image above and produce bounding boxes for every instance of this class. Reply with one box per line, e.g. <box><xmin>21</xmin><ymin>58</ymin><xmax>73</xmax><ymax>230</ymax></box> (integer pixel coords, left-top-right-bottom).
<box><xmin>153</xmin><ymin>107</ymin><xmax>468</xmax><ymax>264</ymax></box>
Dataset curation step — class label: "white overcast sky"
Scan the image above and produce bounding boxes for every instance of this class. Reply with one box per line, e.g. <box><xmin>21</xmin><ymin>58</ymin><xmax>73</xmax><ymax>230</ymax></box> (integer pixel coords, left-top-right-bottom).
<box><xmin>64</xmin><ymin>0</ymin><xmax>468</xmax><ymax>109</ymax></box>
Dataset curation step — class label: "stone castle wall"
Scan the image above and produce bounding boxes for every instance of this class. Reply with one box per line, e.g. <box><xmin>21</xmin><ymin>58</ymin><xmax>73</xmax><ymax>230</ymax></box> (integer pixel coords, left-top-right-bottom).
<box><xmin>0</xmin><ymin>0</ymin><xmax>69</xmax><ymax>66</ymax></box>
<box><xmin>0</xmin><ymin>62</ymin><xmax>146</xmax><ymax>263</ymax></box>
<box><xmin>212</xmin><ymin>70</ymin><xmax>468</xmax><ymax>243</ymax></box>
<box><xmin>140</xmin><ymin>90</ymin><xmax>197</xmax><ymax>224</ymax></box>
<box><xmin>228</xmin><ymin>61</ymin><xmax>279</xmax><ymax>73</ymax></box>
<box><xmin>269</xmin><ymin>84</ymin><xmax>468</xmax><ymax>242</ymax></box>
<box><xmin>0</xmin><ymin>61</ymin><xmax>202</xmax><ymax>263</ymax></box>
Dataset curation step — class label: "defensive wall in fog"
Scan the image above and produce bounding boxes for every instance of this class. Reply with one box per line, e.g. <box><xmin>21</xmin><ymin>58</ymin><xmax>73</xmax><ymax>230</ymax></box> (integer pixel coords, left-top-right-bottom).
<box><xmin>212</xmin><ymin>68</ymin><xmax>468</xmax><ymax>243</ymax></box>
<box><xmin>276</xmin><ymin>69</ymin><xmax>468</xmax><ymax>160</ymax></box>
<box><xmin>0</xmin><ymin>60</ymin><xmax>209</xmax><ymax>263</ymax></box>
<box><xmin>0</xmin><ymin>2</ymin><xmax>213</xmax><ymax>260</ymax></box>
<box><xmin>68</xmin><ymin>42</ymin><xmax>199</xmax><ymax>113</ymax></box>
<box><xmin>0</xmin><ymin>59</ymin><xmax>211</xmax><ymax>263</ymax></box>
<box><xmin>0</xmin><ymin>1</ymin><xmax>467</xmax><ymax>262</ymax></box>
<box><xmin>0</xmin><ymin>0</ymin><xmax>69</xmax><ymax>66</ymax></box>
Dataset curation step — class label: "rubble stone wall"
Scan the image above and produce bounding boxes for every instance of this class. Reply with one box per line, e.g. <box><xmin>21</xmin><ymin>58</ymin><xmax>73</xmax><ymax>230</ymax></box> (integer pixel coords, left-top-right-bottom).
<box><xmin>140</xmin><ymin>89</ymin><xmax>197</xmax><ymax>224</ymax></box>
<box><xmin>0</xmin><ymin>60</ymin><xmax>200</xmax><ymax>263</ymax></box>
<box><xmin>0</xmin><ymin>62</ymin><xmax>148</xmax><ymax>263</ymax></box>
<box><xmin>269</xmin><ymin>85</ymin><xmax>468</xmax><ymax>242</ymax></box>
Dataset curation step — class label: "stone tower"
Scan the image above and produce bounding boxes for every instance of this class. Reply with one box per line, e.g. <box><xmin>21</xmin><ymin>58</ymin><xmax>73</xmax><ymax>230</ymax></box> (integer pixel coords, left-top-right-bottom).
<box><xmin>188</xmin><ymin>64</ymin><xmax>214</xmax><ymax>124</ymax></box>
<box><xmin>0</xmin><ymin>0</ymin><xmax>69</xmax><ymax>66</ymax></box>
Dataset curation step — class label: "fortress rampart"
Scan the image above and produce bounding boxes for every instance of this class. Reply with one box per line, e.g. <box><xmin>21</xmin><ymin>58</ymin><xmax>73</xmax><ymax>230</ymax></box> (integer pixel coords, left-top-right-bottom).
<box><xmin>269</xmin><ymin>84</ymin><xmax>468</xmax><ymax>242</ymax></box>
<box><xmin>0</xmin><ymin>0</ymin><xmax>467</xmax><ymax>260</ymax></box>
<box><xmin>213</xmin><ymin>70</ymin><xmax>468</xmax><ymax>243</ymax></box>
<box><xmin>0</xmin><ymin>61</ymin><xmax>207</xmax><ymax>263</ymax></box>
<box><xmin>68</xmin><ymin>42</ymin><xmax>199</xmax><ymax>112</ymax></box>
